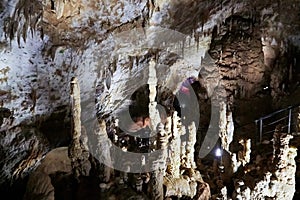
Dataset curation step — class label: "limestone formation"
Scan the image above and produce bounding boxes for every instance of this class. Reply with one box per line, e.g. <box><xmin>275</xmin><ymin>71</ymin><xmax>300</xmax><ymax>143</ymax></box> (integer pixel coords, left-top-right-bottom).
<box><xmin>219</xmin><ymin>102</ymin><xmax>234</xmax><ymax>152</ymax></box>
<box><xmin>94</xmin><ymin>119</ymin><xmax>113</xmax><ymax>183</ymax></box>
<box><xmin>148</xmin><ymin>59</ymin><xmax>161</xmax><ymax>132</ymax></box>
<box><xmin>68</xmin><ymin>77</ymin><xmax>90</xmax><ymax>178</ymax></box>
<box><xmin>232</xmin><ymin>131</ymin><xmax>297</xmax><ymax>200</ymax></box>
<box><xmin>167</xmin><ymin>111</ymin><xmax>182</xmax><ymax>178</ymax></box>
<box><xmin>0</xmin><ymin>0</ymin><xmax>299</xmax><ymax>199</ymax></box>
<box><xmin>23</xmin><ymin>147</ymin><xmax>72</xmax><ymax>200</ymax></box>
<box><xmin>149</xmin><ymin>123</ymin><xmax>168</xmax><ymax>200</ymax></box>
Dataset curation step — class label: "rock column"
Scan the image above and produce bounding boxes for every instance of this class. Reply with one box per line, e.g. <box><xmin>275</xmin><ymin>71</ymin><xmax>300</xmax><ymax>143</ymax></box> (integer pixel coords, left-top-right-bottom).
<box><xmin>68</xmin><ymin>77</ymin><xmax>90</xmax><ymax>179</ymax></box>
<box><xmin>149</xmin><ymin>123</ymin><xmax>168</xmax><ymax>200</ymax></box>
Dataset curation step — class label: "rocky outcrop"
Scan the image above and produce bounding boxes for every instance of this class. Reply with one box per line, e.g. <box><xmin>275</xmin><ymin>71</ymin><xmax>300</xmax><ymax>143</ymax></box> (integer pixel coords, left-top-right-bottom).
<box><xmin>0</xmin><ymin>0</ymin><xmax>300</xmax><ymax>199</ymax></box>
<box><xmin>23</xmin><ymin>147</ymin><xmax>72</xmax><ymax>200</ymax></box>
<box><xmin>0</xmin><ymin>125</ymin><xmax>49</xmax><ymax>193</ymax></box>
<box><xmin>231</xmin><ymin>132</ymin><xmax>297</xmax><ymax>200</ymax></box>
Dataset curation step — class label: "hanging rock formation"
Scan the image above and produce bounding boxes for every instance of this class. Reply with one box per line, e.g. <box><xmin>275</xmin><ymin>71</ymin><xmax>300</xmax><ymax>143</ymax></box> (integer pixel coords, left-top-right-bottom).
<box><xmin>0</xmin><ymin>0</ymin><xmax>299</xmax><ymax>199</ymax></box>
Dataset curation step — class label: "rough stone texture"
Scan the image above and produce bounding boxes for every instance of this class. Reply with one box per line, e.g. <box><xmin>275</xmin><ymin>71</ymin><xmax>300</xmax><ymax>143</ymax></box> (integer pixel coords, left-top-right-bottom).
<box><xmin>219</xmin><ymin>101</ymin><xmax>234</xmax><ymax>152</ymax></box>
<box><xmin>0</xmin><ymin>0</ymin><xmax>299</xmax><ymax>199</ymax></box>
<box><xmin>149</xmin><ymin>123</ymin><xmax>168</xmax><ymax>200</ymax></box>
<box><xmin>167</xmin><ymin>113</ymin><xmax>181</xmax><ymax>178</ymax></box>
<box><xmin>93</xmin><ymin>119</ymin><xmax>113</xmax><ymax>183</ymax></box>
<box><xmin>23</xmin><ymin>147</ymin><xmax>72</xmax><ymax>200</ymax></box>
<box><xmin>0</xmin><ymin>126</ymin><xmax>49</xmax><ymax>193</ymax></box>
<box><xmin>231</xmin><ymin>132</ymin><xmax>297</xmax><ymax>200</ymax></box>
<box><xmin>68</xmin><ymin>77</ymin><xmax>90</xmax><ymax>178</ymax></box>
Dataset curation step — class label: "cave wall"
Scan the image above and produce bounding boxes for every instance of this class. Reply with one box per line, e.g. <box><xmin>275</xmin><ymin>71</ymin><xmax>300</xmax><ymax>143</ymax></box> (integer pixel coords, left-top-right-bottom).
<box><xmin>0</xmin><ymin>0</ymin><xmax>299</xmax><ymax>199</ymax></box>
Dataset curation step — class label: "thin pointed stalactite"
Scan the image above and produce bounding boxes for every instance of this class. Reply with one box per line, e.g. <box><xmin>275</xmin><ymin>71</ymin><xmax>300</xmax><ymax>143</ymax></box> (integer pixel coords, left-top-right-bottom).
<box><xmin>5</xmin><ymin>0</ymin><xmax>43</xmax><ymax>45</ymax></box>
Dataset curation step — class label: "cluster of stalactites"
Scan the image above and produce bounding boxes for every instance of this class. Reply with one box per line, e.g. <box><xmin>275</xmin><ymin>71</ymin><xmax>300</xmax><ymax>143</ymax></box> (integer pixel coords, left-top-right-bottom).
<box><xmin>3</xmin><ymin>0</ymin><xmax>43</xmax><ymax>45</ymax></box>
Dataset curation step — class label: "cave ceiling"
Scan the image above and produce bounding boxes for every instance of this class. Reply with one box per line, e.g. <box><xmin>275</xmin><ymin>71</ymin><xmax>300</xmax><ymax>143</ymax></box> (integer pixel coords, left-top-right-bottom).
<box><xmin>0</xmin><ymin>0</ymin><xmax>300</xmax><ymax>199</ymax></box>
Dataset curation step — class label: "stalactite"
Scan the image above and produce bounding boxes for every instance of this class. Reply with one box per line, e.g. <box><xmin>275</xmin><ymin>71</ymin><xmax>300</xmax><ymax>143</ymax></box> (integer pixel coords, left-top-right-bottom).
<box><xmin>5</xmin><ymin>0</ymin><xmax>43</xmax><ymax>44</ymax></box>
<box><xmin>194</xmin><ymin>31</ymin><xmax>200</xmax><ymax>51</ymax></box>
<box><xmin>289</xmin><ymin>63</ymin><xmax>293</xmax><ymax>82</ymax></box>
<box><xmin>148</xmin><ymin>0</ymin><xmax>155</xmax><ymax>18</ymax></box>
<box><xmin>220</xmin><ymin>50</ymin><xmax>223</xmax><ymax>62</ymax></box>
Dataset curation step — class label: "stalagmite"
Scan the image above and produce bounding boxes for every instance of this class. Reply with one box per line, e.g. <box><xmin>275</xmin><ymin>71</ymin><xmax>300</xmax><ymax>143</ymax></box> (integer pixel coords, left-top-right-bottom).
<box><xmin>167</xmin><ymin>111</ymin><xmax>181</xmax><ymax>178</ymax></box>
<box><xmin>194</xmin><ymin>182</ymin><xmax>211</xmax><ymax>200</ymax></box>
<box><xmin>164</xmin><ymin>110</ymin><xmax>208</xmax><ymax>199</ymax></box>
<box><xmin>95</xmin><ymin>119</ymin><xmax>113</xmax><ymax>183</ymax></box>
<box><xmin>219</xmin><ymin>102</ymin><xmax>233</xmax><ymax>152</ymax></box>
<box><xmin>148</xmin><ymin>59</ymin><xmax>161</xmax><ymax>133</ymax></box>
<box><xmin>185</xmin><ymin>121</ymin><xmax>197</xmax><ymax>169</ymax></box>
<box><xmin>249</xmin><ymin>132</ymin><xmax>297</xmax><ymax>199</ymax></box>
<box><xmin>147</xmin><ymin>57</ymin><xmax>169</xmax><ymax>200</ymax></box>
<box><xmin>232</xmin><ymin>180</ymin><xmax>251</xmax><ymax>200</ymax></box>
<box><xmin>180</xmin><ymin>125</ymin><xmax>187</xmax><ymax>169</ymax></box>
<box><xmin>1</xmin><ymin>1</ymin><xmax>300</xmax><ymax>200</ymax></box>
<box><xmin>68</xmin><ymin>77</ymin><xmax>90</xmax><ymax>179</ymax></box>
<box><xmin>149</xmin><ymin>123</ymin><xmax>168</xmax><ymax>200</ymax></box>
<box><xmin>220</xmin><ymin>186</ymin><xmax>228</xmax><ymax>200</ymax></box>
<box><xmin>238</xmin><ymin>138</ymin><xmax>251</xmax><ymax>166</ymax></box>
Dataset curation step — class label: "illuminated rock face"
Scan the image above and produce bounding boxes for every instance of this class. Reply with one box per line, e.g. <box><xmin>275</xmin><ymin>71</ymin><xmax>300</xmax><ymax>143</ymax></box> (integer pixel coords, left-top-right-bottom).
<box><xmin>232</xmin><ymin>133</ymin><xmax>297</xmax><ymax>200</ymax></box>
<box><xmin>0</xmin><ymin>0</ymin><xmax>299</xmax><ymax>199</ymax></box>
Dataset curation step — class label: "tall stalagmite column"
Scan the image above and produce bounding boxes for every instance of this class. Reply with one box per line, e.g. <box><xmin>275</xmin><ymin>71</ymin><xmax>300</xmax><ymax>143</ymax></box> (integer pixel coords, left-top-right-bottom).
<box><xmin>150</xmin><ymin>123</ymin><xmax>168</xmax><ymax>200</ymax></box>
<box><xmin>185</xmin><ymin>121</ymin><xmax>197</xmax><ymax>169</ymax></box>
<box><xmin>219</xmin><ymin>101</ymin><xmax>234</xmax><ymax>152</ymax></box>
<box><xmin>148</xmin><ymin>58</ymin><xmax>161</xmax><ymax>131</ymax></box>
<box><xmin>147</xmin><ymin>59</ymin><xmax>168</xmax><ymax>200</ymax></box>
<box><xmin>167</xmin><ymin>111</ymin><xmax>181</xmax><ymax>178</ymax></box>
<box><xmin>68</xmin><ymin>77</ymin><xmax>90</xmax><ymax>179</ymax></box>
